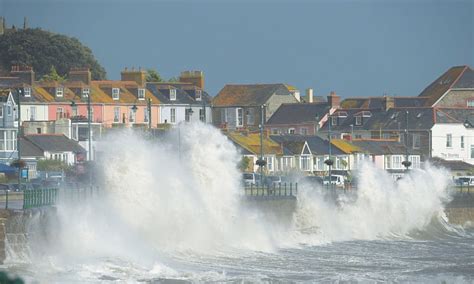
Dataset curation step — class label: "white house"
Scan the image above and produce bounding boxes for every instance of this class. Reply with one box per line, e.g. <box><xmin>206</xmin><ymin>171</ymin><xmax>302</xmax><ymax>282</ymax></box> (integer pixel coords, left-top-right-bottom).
<box><xmin>431</xmin><ymin>123</ymin><xmax>474</xmax><ymax>165</ymax></box>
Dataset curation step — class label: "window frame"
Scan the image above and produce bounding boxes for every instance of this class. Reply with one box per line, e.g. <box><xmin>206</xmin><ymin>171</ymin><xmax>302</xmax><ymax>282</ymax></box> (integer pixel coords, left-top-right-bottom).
<box><xmin>114</xmin><ymin>107</ymin><xmax>120</xmax><ymax>122</ymax></box>
<box><xmin>236</xmin><ymin>108</ymin><xmax>243</xmax><ymax>127</ymax></box>
<box><xmin>138</xmin><ymin>88</ymin><xmax>145</xmax><ymax>100</ymax></box>
<box><xmin>112</xmin><ymin>88</ymin><xmax>120</xmax><ymax>100</ymax></box>
<box><xmin>24</xmin><ymin>87</ymin><xmax>31</xmax><ymax>97</ymax></box>
<box><xmin>170</xmin><ymin>89</ymin><xmax>177</xmax><ymax>101</ymax></box>
<box><xmin>170</xmin><ymin>108</ymin><xmax>176</xmax><ymax>123</ymax></box>
<box><xmin>56</xmin><ymin>87</ymin><xmax>64</xmax><ymax>97</ymax></box>
<box><xmin>446</xmin><ymin>134</ymin><xmax>452</xmax><ymax>148</ymax></box>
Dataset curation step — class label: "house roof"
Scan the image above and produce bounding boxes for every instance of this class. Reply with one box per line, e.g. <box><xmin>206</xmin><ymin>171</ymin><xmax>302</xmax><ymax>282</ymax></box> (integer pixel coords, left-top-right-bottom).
<box><xmin>19</xmin><ymin>138</ymin><xmax>44</xmax><ymax>157</ymax></box>
<box><xmin>226</xmin><ymin>132</ymin><xmax>283</xmax><ymax>155</ymax></box>
<box><xmin>435</xmin><ymin>108</ymin><xmax>474</xmax><ymax>124</ymax></box>
<box><xmin>266</xmin><ymin>102</ymin><xmax>331</xmax><ymax>125</ymax></box>
<box><xmin>270</xmin><ymin>135</ymin><xmax>345</xmax><ymax>155</ymax></box>
<box><xmin>351</xmin><ymin>140</ymin><xmax>420</xmax><ymax>155</ymax></box>
<box><xmin>331</xmin><ymin>139</ymin><xmax>362</xmax><ymax>154</ymax></box>
<box><xmin>320</xmin><ymin>107</ymin><xmax>437</xmax><ymax>132</ymax></box>
<box><xmin>146</xmin><ymin>82</ymin><xmax>211</xmax><ymax>105</ymax></box>
<box><xmin>24</xmin><ymin>134</ymin><xmax>86</xmax><ymax>153</ymax></box>
<box><xmin>340</xmin><ymin>97</ymin><xmax>429</xmax><ymax>109</ymax></box>
<box><xmin>212</xmin><ymin>84</ymin><xmax>294</xmax><ymax>107</ymax></box>
<box><xmin>418</xmin><ymin>65</ymin><xmax>471</xmax><ymax>106</ymax></box>
<box><xmin>428</xmin><ymin>157</ymin><xmax>474</xmax><ymax>171</ymax></box>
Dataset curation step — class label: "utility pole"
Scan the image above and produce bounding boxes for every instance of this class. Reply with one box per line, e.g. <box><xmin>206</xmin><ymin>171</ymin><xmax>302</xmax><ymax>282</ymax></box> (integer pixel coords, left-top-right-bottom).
<box><xmin>256</xmin><ymin>105</ymin><xmax>267</xmax><ymax>186</ymax></box>
<box><xmin>402</xmin><ymin>110</ymin><xmax>412</xmax><ymax>171</ymax></box>
<box><xmin>87</xmin><ymin>92</ymin><xmax>92</xmax><ymax>188</ymax></box>
<box><xmin>147</xmin><ymin>98</ymin><xmax>152</xmax><ymax>129</ymax></box>
<box><xmin>324</xmin><ymin>115</ymin><xmax>334</xmax><ymax>189</ymax></box>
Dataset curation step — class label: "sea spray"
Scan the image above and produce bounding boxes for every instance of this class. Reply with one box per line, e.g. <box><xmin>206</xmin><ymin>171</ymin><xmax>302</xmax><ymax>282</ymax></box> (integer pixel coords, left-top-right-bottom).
<box><xmin>294</xmin><ymin>162</ymin><xmax>453</xmax><ymax>243</ymax></box>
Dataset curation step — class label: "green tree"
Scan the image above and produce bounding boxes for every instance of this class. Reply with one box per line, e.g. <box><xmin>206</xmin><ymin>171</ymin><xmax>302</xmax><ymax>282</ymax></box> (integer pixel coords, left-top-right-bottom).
<box><xmin>168</xmin><ymin>76</ymin><xmax>179</xmax><ymax>82</ymax></box>
<box><xmin>239</xmin><ymin>156</ymin><xmax>251</xmax><ymax>172</ymax></box>
<box><xmin>146</xmin><ymin>69</ymin><xmax>163</xmax><ymax>82</ymax></box>
<box><xmin>0</xmin><ymin>28</ymin><xmax>106</xmax><ymax>80</ymax></box>
<box><xmin>41</xmin><ymin>65</ymin><xmax>65</xmax><ymax>82</ymax></box>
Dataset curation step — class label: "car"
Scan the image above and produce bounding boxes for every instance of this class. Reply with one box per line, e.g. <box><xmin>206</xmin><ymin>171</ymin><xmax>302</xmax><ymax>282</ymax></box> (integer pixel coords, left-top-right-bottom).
<box><xmin>322</xmin><ymin>174</ymin><xmax>345</xmax><ymax>187</ymax></box>
<box><xmin>242</xmin><ymin>172</ymin><xmax>261</xmax><ymax>186</ymax></box>
<box><xmin>454</xmin><ymin>176</ymin><xmax>474</xmax><ymax>186</ymax></box>
<box><xmin>301</xmin><ymin>176</ymin><xmax>324</xmax><ymax>186</ymax></box>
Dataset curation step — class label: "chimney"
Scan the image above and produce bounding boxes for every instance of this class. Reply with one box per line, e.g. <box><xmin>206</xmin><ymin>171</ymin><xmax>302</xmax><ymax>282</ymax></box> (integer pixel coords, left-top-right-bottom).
<box><xmin>10</xmin><ymin>65</ymin><xmax>35</xmax><ymax>85</ymax></box>
<box><xmin>179</xmin><ymin>71</ymin><xmax>205</xmax><ymax>89</ymax></box>
<box><xmin>382</xmin><ymin>96</ymin><xmax>394</xmax><ymax>111</ymax></box>
<box><xmin>68</xmin><ymin>67</ymin><xmax>91</xmax><ymax>84</ymax></box>
<box><xmin>306</xmin><ymin>88</ymin><xmax>314</xmax><ymax>103</ymax></box>
<box><xmin>121</xmin><ymin>67</ymin><xmax>146</xmax><ymax>87</ymax></box>
<box><xmin>327</xmin><ymin>91</ymin><xmax>340</xmax><ymax>109</ymax></box>
<box><xmin>292</xmin><ymin>90</ymin><xmax>301</xmax><ymax>102</ymax></box>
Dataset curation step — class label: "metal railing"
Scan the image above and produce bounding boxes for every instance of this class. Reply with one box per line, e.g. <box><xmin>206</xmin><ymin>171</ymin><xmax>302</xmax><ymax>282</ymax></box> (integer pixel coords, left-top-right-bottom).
<box><xmin>244</xmin><ymin>183</ymin><xmax>298</xmax><ymax>198</ymax></box>
<box><xmin>23</xmin><ymin>188</ymin><xmax>59</xmax><ymax>209</ymax></box>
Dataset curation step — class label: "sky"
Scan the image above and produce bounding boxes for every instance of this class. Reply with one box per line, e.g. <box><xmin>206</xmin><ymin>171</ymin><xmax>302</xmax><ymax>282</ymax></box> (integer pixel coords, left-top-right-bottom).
<box><xmin>1</xmin><ymin>0</ymin><xmax>473</xmax><ymax>98</ymax></box>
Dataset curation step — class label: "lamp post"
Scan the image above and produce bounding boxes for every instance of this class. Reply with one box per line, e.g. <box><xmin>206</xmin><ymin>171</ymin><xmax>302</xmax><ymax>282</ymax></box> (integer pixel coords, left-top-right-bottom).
<box><xmin>256</xmin><ymin>104</ymin><xmax>267</xmax><ymax>186</ymax></box>
<box><xmin>16</xmin><ymin>88</ymin><xmax>24</xmax><ymax>189</ymax></box>
<box><xmin>147</xmin><ymin>98</ymin><xmax>152</xmax><ymax>129</ymax></box>
<box><xmin>324</xmin><ymin>115</ymin><xmax>334</xmax><ymax>189</ymax></box>
<box><xmin>131</xmin><ymin>104</ymin><xmax>138</xmax><ymax>124</ymax></box>
<box><xmin>402</xmin><ymin>110</ymin><xmax>411</xmax><ymax>171</ymax></box>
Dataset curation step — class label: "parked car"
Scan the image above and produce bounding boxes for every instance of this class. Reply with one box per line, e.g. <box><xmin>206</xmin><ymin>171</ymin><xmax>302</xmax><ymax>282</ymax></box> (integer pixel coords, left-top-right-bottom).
<box><xmin>322</xmin><ymin>175</ymin><xmax>345</xmax><ymax>187</ymax></box>
<box><xmin>301</xmin><ymin>176</ymin><xmax>324</xmax><ymax>186</ymax></box>
<box><xmin>242</xmin><ymin>172</ymin><xmax>261</xmax><ymax>186</ymax></box>
<box><xmin>0</xmin><ymin>183</ymin><xmax>14</xmax><ymax>192</ymax></box>
<box><xmin>454</xmin><ymin>176</ymin><xmax>474</xmax><ymax>186</ymax></box>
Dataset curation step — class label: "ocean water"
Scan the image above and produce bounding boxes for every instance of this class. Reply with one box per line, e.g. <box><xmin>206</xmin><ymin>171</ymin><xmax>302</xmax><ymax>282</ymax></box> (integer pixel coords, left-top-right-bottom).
<box><xmin>2</xmin><ymin>124</ymin><xmax>473</xmax><ymax>283</ymax></box>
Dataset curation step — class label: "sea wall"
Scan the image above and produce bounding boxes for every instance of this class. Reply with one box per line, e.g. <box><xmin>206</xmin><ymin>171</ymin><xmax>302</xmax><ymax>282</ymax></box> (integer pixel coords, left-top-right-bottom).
<box><xmin>0</xmin><ymin>207</ymin><xmax>57</xmax><ymax>264</ymax></box>
<box><xmin>445</xmin><ymin>194</ymin><xmax>474</xmax><ymax>227</ymax></box>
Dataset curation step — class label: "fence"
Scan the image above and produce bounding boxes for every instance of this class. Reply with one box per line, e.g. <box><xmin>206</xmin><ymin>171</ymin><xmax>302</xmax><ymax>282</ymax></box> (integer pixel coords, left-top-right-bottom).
<box><xmin>22</xmin><ymin>188</ymin><xmax>58</xmax><ymax>209</ymax></box>
<box><xmin>245</xmin><ymin>183</ymin><xmax>298</xmax><ymax>198</ymax></box>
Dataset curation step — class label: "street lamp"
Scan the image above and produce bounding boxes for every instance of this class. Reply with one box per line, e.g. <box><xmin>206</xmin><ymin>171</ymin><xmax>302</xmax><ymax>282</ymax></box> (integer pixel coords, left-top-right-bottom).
<box><xmin>324</xmin><ymin>115</ymin><xmax>333</xmax><ymax>189</ymax></box>
<box><xmin>256</xmin><ymin>104</ymin><xmax>267</xmax><ymax>185</ymax></box>
<box><xmin>402</xmin><ymin>110</ymin><xmax>411</xmax><ymax>171</ymax></box>
<box><xmin>15</xmin><ymin>87</ymin><xmax>24</xmax><ymax>190</ymax></box>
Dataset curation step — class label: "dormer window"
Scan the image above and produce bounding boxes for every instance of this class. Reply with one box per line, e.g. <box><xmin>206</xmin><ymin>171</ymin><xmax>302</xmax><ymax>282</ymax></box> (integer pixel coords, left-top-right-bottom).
<box><xmin>56</xmin><ymin>87</ymin><xmax>64</xmax><ymax>97</ymax></box>
<box><xmin>170</xmin><ymin>89</ymin><xmax>176</xmax><ymax>101</ymax></box>
<box><xmin>355</xmin><ymin>116</ymin><xmax>362</xmax><ymax>126</ymax></box>
<box><xmin>331</xmin><ymin>116</ymin><xmax>338</xmax><ymax>126</ymax></box>
<box><xmin>138</xmin><ymin>88</ymin><xmax>145</xmax><ymax>100</ymax></box>
<box><xmin>467</xmin><ymin>100</ymin><xmax>474</xmax><ymax>108</ymax></box>
<box><xmin>112</xmin><ymin>88</ymin><xmax>120</xmax><ymax>100</ymax></box>
<box><xmin>24</xmin><ymin>87</ymin><xmax>31</xmax><ymax>97</ymax></box>
<box><xmin>82</xmin><ymin>87</ymin><xmax>90</xmax><ymax>98</ymax></box>
<box><xmin>196</xmin><ymin>90</ymin><xmax>202</xmax><ymax>101</ymax></box>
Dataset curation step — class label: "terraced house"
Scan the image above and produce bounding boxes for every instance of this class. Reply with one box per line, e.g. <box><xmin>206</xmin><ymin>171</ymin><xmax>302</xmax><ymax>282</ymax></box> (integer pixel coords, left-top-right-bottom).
<box><xmin>212</xmin><ymin>83</ymin><xmax>300</xmax><ymax>131</ymax></box>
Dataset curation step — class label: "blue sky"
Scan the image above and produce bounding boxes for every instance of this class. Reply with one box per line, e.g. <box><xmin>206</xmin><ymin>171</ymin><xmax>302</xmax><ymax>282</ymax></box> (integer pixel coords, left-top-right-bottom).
<box><xmin>1</xmin><ymin>0</ymin><xmax>473</xmax><ymax>98</ymax></box>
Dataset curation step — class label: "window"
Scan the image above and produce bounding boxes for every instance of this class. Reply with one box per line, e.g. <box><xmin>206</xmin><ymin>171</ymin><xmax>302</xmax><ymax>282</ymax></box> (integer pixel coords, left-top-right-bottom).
<box><xmin>30</xmin><ymin>106</ymin><xmax>36</xmax><ymax>121</ymax></box>
<box><xmin>129</xmin><ymin>107</ymin><xmax>136</xmax><ymax>122</ymax></box>
<box><xmin>56</xmin><ymin>107</ymin><xmax>64</xmax><ymax>119</ymax></box>
<box><xmin>138</xmin><ymin>88</ymin><xmax>145</xmax><ymax>100</ymax></box>
<box><xmin>281</xmin><ymin>157</ymin><xmax>292</xmax><ymax>171</ymax></box>
<box><xmin>7</xmin><ymin>104</ymin><xmax>11</xmax><ymax>116</ymax></box>
<box><xmin>392</xmin><ymin>155</ymin><xmax>402</xmax><ymax>169</ymax></box>
<box><xmin>199</xmin><ymin>109</ymin><xmax>205</xmax><ymax>122</ymax></box>
<box><xmin>236</xmin><ymin>108</ymin><xmax>243</xmax><ymax>127</ymax></box>
<box><xmin>467</xmin><ymin>100</ymin><xmax>474</xmax><ymax>108</ymax></box>
<box><xmin>265</xmin><ymin>156</ymin><xmax>274</xmax><ymax>171</ymax></box>
<box><xmin>6</xmin><ymin>130</ymin><xmax>16</xmax><ymax>151</ymax></box>
<box><xmin>170</xmin><ymin>89</ymin><xmax>176</xmax><ymax>101</ymax></box>
<box><xmin>0</xmin><ymin>130</ymin><xmax>4</xmax><ymax>150</ymax></box>
<box><xmin>246</xmin><ymin>109</ymin><xmax>254</xmax><ymax>125</ymax></box>
<box><xmin>196</xmin><ymin>90</ymin><xmax>202</xmax><ymax>101</ymax></box>
<box><xmin>56</xmin><ymin>87</ymin><xmax>63</xmax><ymax>97</ymax></box>
<box><xmin>271</xmin><ymin>128</ymin><xmax>279</xmax><ymax>135</ymax></box>
<box><xmin>0</xmin><ymin>106</ymin><xmax>3</xmax><ymax>118</ymax></box>
<box><xmin>112</xmin><ymin>88</ymin><xmax>120</xmax><ymax>100</ymax></box>
<box><xmin>412</xmin><ymin>133</ymin><xmax>421</xmax><ymax>149</ymax></box>
<box><xmin>144</xmin><ymin>108</ymin><xmax>149</xmax><ymax>123</ymax></box>
<box><xmin>82</xmin><ymin>88</ymin><xmax>90</xmax><ymax>98</ymax></box>
<box><xmin>300</xmin><ymin>155</ymin><xmax>311</xmax><ymax>171</ymax></box>
<box><xmin>446</xmin><ymin>134</ymin><xmax>452</xmax><ymax>148</ymax></box>
<box><xmin>471</xmin><ymin>145</ymin><xmax>474</xmax><ymax>159</ymax></box>
<box><xmin>409</xmin><ymin>156</ymin><xmax>421</xmax><ymax>168</ymax></box>
<box><xmin>170</xmin><ymin>108</ymin><xmax>176</xmax><ymax>123</ymax></box>
<box><xmin>221</xmin><ymin>109</ymin><xmax>228</xmax><ymax>123</ymax></box>
<box><xmin>24</xmin><ymin>87</ymin><xmax>31</xmax><ymax>97</ymax></box>
<box><xmin>331</xmin><ymin>116</ymin><xmax>338</xmax><ymax>126</ymax></box>
<box><xmin>355</xmin><ymin>116</ymin><xmax>362</xmax><ymax>126</ymax></box>
<box><xmin>89</xmin><ymin>107</ymin><xmax>94</xmax><ymax>121</ymax></box>
<box><xmin>316</xmin><ymin>157</ymin><xmax>324</xmax><ymax>170</ymax></box>
<box><xmin>288</xmin><ymin>128</ymin><xmax>295</xmax><ymax>134</ymax></box>
<box><xmin>185</xmin><ymin>108</ymin><xmax>192</xmax><ymax>122</ymax></box>
<box><xmin>300</xmin><ymin>128</ymin><xmax>308</xmax><ymax>135</ymax></box>
<box><xmin>461</xmin><ymin>136</ymin><xmax>465</xmax><ymax>149</ymax></box>
<box><xmin>36</xmin><ymin>128</ymin><xmax>41</xmax><ymax>134</ymax></box>
<box><xmin>114</xmin><ymin>107</ymin><xmax>120</xmax><ymax>122</ymax></box>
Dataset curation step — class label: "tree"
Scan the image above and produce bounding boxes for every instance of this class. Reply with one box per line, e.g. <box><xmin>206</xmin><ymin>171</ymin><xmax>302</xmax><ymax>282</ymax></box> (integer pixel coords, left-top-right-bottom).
<box><xmin>146</xmin><ymin>69</ymin><xmax>163</xmax><ymax>82</ymax></box>
<box><xmin>239</xmin><ymin>156</ymin><xmax>251</xmax><ymax>172</ymax></box>
<box><xmin>168</xmin><ymin>77</ymin><xmax>179</xmax><ymax>82</ymax></box>
<box><xmin>41</xmin><ymin>65</ymin><xmax>65</xmax><ymax>82</ymax></box>
<box><xmin>0</xmin><ymin>28</ymin><xmax>106</xmax><ymax>80</ymax></box>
